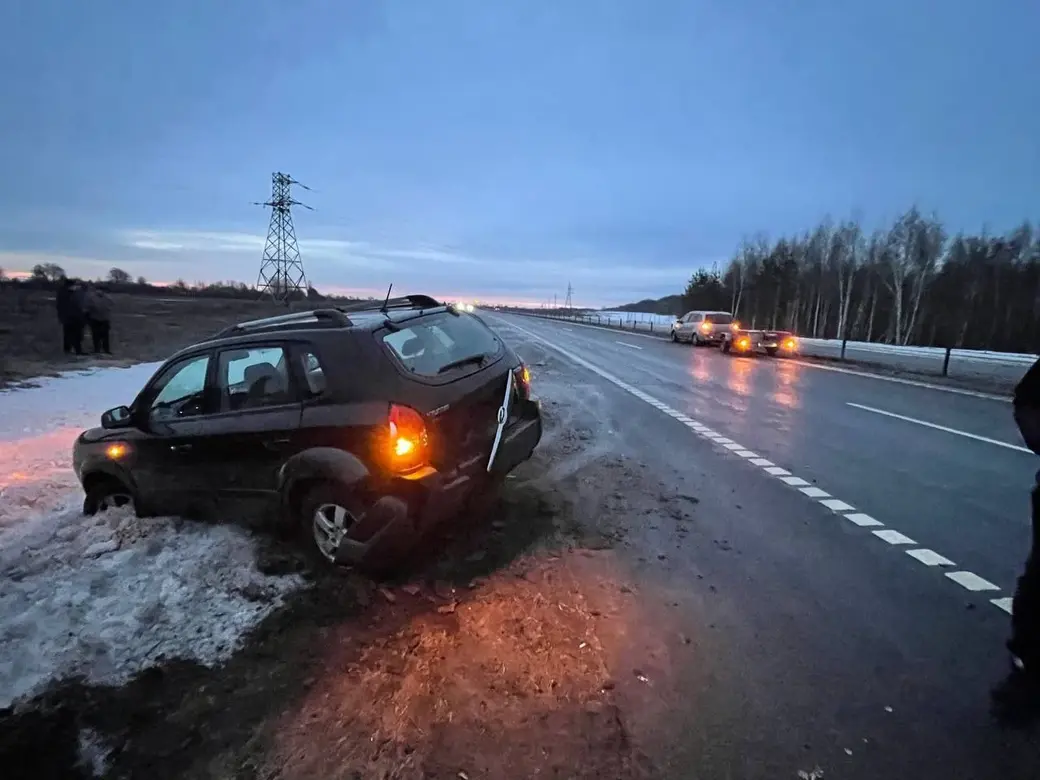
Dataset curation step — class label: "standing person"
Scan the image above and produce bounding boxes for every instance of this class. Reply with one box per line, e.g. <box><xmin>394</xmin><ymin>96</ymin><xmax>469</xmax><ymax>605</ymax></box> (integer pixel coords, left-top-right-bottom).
<box><xmin>85</xmin><ymin>284</ymin><xmax>113</xmax><ymax>354</ymax></box>
<box><xmin>993</xmin><ymin>356</ymin><xmax>1040</xmax><ymax>721</ymax></box>
<box><xmin>55</xmin><ymin>278</ymin><xmax>85</xmax><ymax>355</ymax></box>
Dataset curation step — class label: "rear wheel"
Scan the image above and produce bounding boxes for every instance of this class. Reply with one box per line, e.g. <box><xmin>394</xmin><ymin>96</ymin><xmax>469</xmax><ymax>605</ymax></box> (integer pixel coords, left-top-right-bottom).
<box><xmin>298</xmin><ymin>482</ymin><xmax>413</xmax><ymax>575</ymax></box>
<box><xmin>83</xmin><ymin>477</ymin><xmax>134</xmax><ymax>517</ymax></box>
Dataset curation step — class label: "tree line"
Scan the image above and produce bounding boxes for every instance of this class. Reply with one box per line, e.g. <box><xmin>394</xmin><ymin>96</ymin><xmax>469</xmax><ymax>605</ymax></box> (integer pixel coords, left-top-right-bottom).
<box><xmin>1</xmin><ymin>263</ymin><xmax>338</xmax><ymax>302</ymax></box>
<box><xmin>679</xmin><ymin>207</ymin><xmax>1040</xmax><ymax>353</ymax></box>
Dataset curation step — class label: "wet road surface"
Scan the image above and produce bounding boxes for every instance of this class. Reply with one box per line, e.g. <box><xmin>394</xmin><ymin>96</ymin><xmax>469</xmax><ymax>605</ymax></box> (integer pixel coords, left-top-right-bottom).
<box><xmin>490</xmin><ymin>311</ymin><xmax>1040</xmax><ymax>779</ymax></box>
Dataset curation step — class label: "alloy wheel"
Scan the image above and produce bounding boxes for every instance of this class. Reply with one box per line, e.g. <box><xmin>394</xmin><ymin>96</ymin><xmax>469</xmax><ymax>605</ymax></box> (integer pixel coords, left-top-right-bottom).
<box><xmin>312</xmin><ymin>502</ymin><xmax>356</xmax><ymax>563</ymax></box>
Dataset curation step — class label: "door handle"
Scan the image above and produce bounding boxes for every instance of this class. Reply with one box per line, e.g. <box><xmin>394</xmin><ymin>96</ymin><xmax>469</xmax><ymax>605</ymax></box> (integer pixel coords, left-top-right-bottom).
<box><xmin>263</xmin><ymin>438</ymin><xmax>291</xmax><ymax>450</ymax></box>
<box><xmin>169</xmin><ymin>443</ymin><xmax>193</xmax><ymax>453</ymax></box>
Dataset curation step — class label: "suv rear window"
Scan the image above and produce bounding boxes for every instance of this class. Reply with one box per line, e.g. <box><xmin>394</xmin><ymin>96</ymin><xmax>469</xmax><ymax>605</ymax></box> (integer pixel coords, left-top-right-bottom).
<box><xmin>704</xmin><ymin>313</ymin><xmax>733</xmax><ymax>324</ymax></box>
<box><xmin>382</xmin><ymin>312</ymin><xmax>502</xmax><ymax>377</ymax></box>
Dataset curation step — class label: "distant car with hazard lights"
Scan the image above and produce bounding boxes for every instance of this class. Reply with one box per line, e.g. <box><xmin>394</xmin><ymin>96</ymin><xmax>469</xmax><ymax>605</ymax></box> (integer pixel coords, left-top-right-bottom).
<box><xmin>71</xmin><ymin>294</ymin><xmax>542</xmax><ymax>574</ymax></box>
<box><xmin>721</xmin><ymin>325</ymin><xmax>798</xmax><ymax>357</ymax></box>
<box><xmin>669</xmin><ymin>310</ymin><xmax>736</xmax><ymax>346</ymax></box>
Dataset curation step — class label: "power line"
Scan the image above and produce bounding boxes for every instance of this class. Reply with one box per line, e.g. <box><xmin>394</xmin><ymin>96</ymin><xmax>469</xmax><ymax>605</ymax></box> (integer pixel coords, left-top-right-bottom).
<box><xmin>253</xmin><ymin>172</ymin><xmax>313</xmax><ymax>303</ymax></box>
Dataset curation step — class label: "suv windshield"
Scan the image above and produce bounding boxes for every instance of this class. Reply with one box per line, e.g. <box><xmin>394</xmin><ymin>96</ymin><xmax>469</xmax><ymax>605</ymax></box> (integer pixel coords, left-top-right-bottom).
<box><xmin>382</xmin><ymin>311</ymin><xmax>502</xmax><ymax>377</ymax></box>
<box><xmin>704</xmin><ymin>313</ymin><xmax>733</xmax><ymax>325</ymax></box>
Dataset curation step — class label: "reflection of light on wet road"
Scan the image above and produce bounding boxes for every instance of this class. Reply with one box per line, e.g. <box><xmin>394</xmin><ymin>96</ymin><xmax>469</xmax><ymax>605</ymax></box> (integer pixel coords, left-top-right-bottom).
<box><xmin>689</xmin><ymin>353</ymin><xmax>712</xmax><ymax>384</ymax></box>
<box><xmin>726</xmin><ymin>358</ymin><xmax>753</xmax><ymax>399</ymax></box>
<box><xmin>772</xmin><ymin>361</ymin><xmax>801</xmax><ymax>409</ymax></box>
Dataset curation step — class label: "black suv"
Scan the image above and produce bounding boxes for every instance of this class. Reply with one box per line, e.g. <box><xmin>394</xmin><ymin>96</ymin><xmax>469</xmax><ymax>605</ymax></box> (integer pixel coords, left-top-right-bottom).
<box><xmin>72</xmin><ymin>295</ymin><xmax>542</xmax><ymax>571</ymax></box>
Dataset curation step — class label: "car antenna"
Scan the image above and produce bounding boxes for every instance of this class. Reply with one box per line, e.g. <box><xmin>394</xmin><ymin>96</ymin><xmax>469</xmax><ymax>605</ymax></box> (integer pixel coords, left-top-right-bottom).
<box><xmin>379</xmin><ymin>283</ymin><xmax>394</xmax><ymax>314</ymax></box>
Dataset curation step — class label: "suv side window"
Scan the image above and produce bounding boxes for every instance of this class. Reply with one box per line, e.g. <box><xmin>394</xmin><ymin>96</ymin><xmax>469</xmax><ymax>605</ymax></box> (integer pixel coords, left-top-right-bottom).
<box><xmin>298</xmin><ymin>349</ymin><xmax>328</xmax><ymax>397</ymax></box>
<box><xmin>147</xmin><ymin>354</ymin><xmax>211</xmax><ymax>423</ymax></box>
<box><xmin>217</xmin><ymin>346</ymin><xmax>295</xmax><ymax>411</ymax></box>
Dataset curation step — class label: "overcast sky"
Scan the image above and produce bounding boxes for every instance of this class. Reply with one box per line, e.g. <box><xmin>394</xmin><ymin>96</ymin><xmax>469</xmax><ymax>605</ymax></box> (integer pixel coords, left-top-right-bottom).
<box><xmin>2</xmin><ymin>0</ymin><xmax>1039</xmax><ymax>307</ymax></box>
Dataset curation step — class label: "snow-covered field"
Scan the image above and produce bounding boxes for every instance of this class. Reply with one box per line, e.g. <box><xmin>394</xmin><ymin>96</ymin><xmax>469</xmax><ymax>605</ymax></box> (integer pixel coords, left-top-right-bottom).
<box><xmin>0</xmin><ymin>365</ymin><xmax>307</xmax><ymax>709</ymax></box>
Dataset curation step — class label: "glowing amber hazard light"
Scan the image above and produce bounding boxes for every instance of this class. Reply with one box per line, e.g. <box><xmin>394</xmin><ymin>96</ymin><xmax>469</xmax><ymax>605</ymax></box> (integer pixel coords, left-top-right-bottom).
<box><xmin>105</xmin><ymin>442</ymin><xmax>130</xmax><ymax>460</ymax></box>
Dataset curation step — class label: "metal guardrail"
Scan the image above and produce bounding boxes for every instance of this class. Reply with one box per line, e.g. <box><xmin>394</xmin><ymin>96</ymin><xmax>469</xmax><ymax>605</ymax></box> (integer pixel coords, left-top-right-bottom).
<box><xmin>518</xmin><ymin>311</ymin><xmax>1037</xmax><ymax>386</ymax></box>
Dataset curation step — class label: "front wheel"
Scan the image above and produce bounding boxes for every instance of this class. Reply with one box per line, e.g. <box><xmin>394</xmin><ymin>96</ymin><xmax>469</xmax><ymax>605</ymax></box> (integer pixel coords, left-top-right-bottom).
<box><xmin>670</xmin><ymin>329</ymin><xmax>678</xmax><ymax>342</ymax></box>
<box><xmin>83</xmin><ymin>479</ymin><xmax>135</xmax><ymax>516</ymax></box>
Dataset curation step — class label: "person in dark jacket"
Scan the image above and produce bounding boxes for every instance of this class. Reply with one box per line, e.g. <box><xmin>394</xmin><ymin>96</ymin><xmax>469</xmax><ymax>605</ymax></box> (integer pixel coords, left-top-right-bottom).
<box><xmin>993</xmin><ymin>356</ymin><xmax>1040</xmax><ymax>721</ymax></box>
<box><xmin>84</xmin><ymin>284</ymin><xmax>113</xmax><ymax>354</ymax></box>
<box><xmin>55</xmin><ymin>278</ymin><xmax>85</xmax><ymax>355</ymax></box>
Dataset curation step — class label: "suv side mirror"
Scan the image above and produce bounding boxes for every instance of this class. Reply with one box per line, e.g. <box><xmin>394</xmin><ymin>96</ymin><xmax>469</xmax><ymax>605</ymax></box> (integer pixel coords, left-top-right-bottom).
<box><xmin>101</xmin><ymin>405</ymin><xmax>133</xmax><ymax>429</ymax></box>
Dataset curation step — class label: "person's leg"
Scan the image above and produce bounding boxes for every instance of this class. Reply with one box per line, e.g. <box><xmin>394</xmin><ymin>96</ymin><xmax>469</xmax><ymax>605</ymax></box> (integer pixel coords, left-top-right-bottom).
<box><xmin>72</xmin><ymin>320</ymin><xmax>84</xmax><ymax>355</ymax></box>
<box><xmin>88</xmin><ymin>318</ymin><xmax>101</xmax><ymax>353</ymax></box>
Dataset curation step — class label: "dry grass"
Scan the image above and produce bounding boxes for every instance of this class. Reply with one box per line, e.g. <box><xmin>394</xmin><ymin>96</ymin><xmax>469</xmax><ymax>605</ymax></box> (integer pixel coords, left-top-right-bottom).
<box><xmin>0</xmin><ymin>289</ymin><xmax>293</xmax><ymax>389</ymax></box>
<box><xmin>264</xmin><ymin>551</ymin><xmax>660</xmax><ymax>780</ymax></box>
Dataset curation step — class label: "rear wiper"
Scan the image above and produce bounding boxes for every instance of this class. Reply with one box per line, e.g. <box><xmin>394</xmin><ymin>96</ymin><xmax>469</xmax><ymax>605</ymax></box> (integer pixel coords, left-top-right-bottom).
<box><xmin>437</xmin><ymin>354</ymin><xmax>487</xmax><ymax>374</ymax></box>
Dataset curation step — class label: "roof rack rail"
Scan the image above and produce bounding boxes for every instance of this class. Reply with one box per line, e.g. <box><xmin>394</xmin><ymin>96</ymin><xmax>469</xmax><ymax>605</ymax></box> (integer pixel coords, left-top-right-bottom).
<box><xmin>210</xmin><ymin>308</ymin><xmax>352</xmax><ymax>340</ymax></box>
<box><xmin>335</xmin><ymin>294</ymin><xmax>443</xmax><ymax>314</ymax></box>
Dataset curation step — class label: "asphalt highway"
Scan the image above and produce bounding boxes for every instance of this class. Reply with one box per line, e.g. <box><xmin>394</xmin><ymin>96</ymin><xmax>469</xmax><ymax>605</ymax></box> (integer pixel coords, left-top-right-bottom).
<box><xmin>489</xmin><ymin>311</ymin><xmax>1040</xmax><ymax>779</ymax></box>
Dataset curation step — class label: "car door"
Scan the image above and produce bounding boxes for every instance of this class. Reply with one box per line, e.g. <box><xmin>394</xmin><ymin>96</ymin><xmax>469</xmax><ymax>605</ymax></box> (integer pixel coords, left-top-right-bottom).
<box><xmin>683</xmin><ymin>313</ymin><xmax>701</xmax><ymax>340</ymax></box>
<box><xmin>132</xmin><ymin>351</ymin><xmax>218</xmax><ymax>517</ymax></box>
<box><xmin>199</xmin><ymin>343</ymin><xmax>305</xmax><ymax>521</ymax></box>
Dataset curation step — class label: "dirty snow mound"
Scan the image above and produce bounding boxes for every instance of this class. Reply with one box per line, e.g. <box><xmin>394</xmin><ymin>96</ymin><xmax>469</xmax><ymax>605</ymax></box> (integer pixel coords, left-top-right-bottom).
<box><xmin>0</xmin><ymin>507</ymin><xmax>306</xmax><ymax>708</ymax></box>
<box><xmin>0</xmin><ymin>363</ymin><xmax>306</xmax><ymax>709</ymax></box>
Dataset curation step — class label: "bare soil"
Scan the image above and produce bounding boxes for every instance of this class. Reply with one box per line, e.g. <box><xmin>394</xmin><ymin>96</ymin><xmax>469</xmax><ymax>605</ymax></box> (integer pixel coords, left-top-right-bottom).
<box><xmin>0</xmin><ymin>289</ymin><xmax>293</xmax><ymax>390</ymax></box>
<box><xmin>0</xmin><ymin>347</ymin><xmax>685</xmax><ymax>779</ymax></box>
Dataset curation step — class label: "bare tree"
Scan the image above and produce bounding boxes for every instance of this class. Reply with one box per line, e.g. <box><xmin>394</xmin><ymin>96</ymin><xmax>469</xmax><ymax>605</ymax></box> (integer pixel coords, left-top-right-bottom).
<box><xmin>108</xmin><ymin>267</ymin><xmax>132</xmax><ymax>284</ymax></box>
<box><xmin>31</xmin><ymin>263</ymin><xmax>66</xmax><ymax>282</ymax></box>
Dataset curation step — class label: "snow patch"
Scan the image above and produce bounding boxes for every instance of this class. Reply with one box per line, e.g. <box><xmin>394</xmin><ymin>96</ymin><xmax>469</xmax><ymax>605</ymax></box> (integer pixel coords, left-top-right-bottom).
<box><xmin>0</xmin><ymin>506</ymin><xmax>306</xmax><ymax>708</ymax></box>
<box><xmin>77</xmin><ymin>728</ymin><xmax>113</xmax><ymax>778</ymax></box>
<box><xmin>0</xmin><ymin>363</ymin><xmax>307</xmax><ymax>708</ymax></box>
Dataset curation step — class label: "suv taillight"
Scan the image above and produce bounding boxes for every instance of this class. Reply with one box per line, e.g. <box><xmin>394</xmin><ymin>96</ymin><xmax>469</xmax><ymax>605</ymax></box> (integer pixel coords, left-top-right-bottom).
<box><xmin>512</xmin><ymin>363</ymin><xmax>531</xmax><ymax>401</ymax></box>
<box><xmin>387</xmin><ymin>403</ymin><xmax>429</xmax><ymax>473</ymax></box>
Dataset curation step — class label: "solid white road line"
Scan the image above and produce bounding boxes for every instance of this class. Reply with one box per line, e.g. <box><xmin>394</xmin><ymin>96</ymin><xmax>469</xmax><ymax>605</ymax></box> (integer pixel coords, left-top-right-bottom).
<box><xmin>787</xmin><ymin>358</ymin><xmax>1013</xmax><ymax>403</ymax></box>
<box><xmin>496</xmin><ymin>315</ymin><xmax>1015</xmax><ymax>618</ymax></box>
<box><xmin>847</xmin><ymin>402</ymin><xmax>1032</xmax><ymax>454</ymax></box>
<box><xmin>616</xmin><ymin>341</ymin><xmax>643</xmax><ymax>350</ymax></box>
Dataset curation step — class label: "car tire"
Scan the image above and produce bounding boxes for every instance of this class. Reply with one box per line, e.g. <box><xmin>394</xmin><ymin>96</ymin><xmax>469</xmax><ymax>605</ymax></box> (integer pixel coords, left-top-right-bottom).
<box><xmin>83</xmin><ymin>478</ymin><xmax>135</xmax><ymax>517</ymax></box>
<box><xmin>298</xmin><ymin>482</ymin><xmax>413</xmax><ymax>575</ymax></box>
<box><xmin>670</xmin><ymin>330</ymin><xmax>678</xmax><ymax>342</ymax></box>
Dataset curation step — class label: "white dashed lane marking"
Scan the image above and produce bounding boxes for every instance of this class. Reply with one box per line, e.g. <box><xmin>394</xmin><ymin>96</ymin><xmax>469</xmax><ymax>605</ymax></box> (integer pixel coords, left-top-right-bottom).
<box><xmin>500</xmin><ymin>317</ymin><xmax>1017</xmax><ymax>617</ymax></box>
<box><xmin>616</xmin><ymin>341</ymin><xmax>643</xmax><ymax>350</ymax></box>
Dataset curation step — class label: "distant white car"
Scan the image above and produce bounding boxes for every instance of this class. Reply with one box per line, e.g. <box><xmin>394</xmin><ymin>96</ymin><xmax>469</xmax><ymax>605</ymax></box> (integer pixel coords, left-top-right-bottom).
<box><xmin>669</xmin><ymin>310</ymin><xmax>736</xmax><ymax>346</ymax></box>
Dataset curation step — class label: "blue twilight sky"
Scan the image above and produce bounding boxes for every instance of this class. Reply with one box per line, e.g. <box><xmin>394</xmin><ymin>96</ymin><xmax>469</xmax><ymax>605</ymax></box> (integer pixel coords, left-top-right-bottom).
<box><xmin>2</xmin><ymin>1</ymin><xmax>1039</xmax><ymax>306</ymax></box>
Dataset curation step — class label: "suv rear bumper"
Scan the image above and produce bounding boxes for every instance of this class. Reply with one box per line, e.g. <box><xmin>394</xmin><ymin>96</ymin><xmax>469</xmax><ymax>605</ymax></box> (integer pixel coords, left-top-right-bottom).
<box><xmin>417</xmin><ymin>408</ymin><xmax>542</xmax><ymax>528</ymax></box>
<box><xmin>338</xmin><ymin>404</ymin><xmax>543</xmax><ymax>568</ymax></box>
